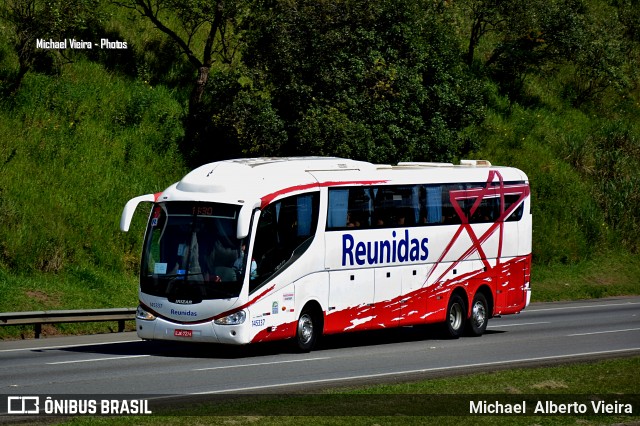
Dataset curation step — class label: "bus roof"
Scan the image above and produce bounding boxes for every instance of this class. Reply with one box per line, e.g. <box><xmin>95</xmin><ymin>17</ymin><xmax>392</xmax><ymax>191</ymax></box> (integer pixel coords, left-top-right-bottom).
<box><xmin>155</xmin><ymin>157</ymin><xmax>528</xmax><ymax>207</ymax></box>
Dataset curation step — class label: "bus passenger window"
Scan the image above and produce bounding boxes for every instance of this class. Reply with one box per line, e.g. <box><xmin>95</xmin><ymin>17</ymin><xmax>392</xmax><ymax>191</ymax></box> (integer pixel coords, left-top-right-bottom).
<box><xmin>504</xmin><ymin>193</ymin><xmax>525</xmax><ymax>222</ymax></box>
<box><xmin>250</xmin><ymin>192</ymin><xmax>319</xmax><ymax>293</ymax></box>
<box><xmin>423</xmin><ymin>185</ymin><xmax>443</xmax><ymax>224</ymax></box>
<box><xmin>442</xmin><ymin>184</ymin><xmax>463</xmax><ymax>225</ymax></box>
<box><xmin>327</xmin><ymin>189</ymin><xmax>349</xmax><ymax>228</ymax></box>
<box><xmin>327</xmin><ymin>188</ymin><xmax>373</xmax><ymax>230</ymax></box>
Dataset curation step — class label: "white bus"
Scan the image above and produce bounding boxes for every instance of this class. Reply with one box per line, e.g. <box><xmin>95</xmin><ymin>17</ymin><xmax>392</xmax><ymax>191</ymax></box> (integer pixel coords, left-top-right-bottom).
<box><xmin>121</xmin><ymin>157</ymin><xmax>531</xmax><ymax>351</ymax></box>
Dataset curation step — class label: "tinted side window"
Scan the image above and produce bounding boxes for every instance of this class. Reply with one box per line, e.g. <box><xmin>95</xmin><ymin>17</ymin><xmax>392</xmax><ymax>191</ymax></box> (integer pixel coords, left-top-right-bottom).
<box><xmin>467</xmin><ymin>183</ymin><xmax>500</xmax><ymax>224</ymax></box>
<box><xmin>250</xmin><ymin>192</ymin><xmax>319</xmax><ymax>293</ymax></box>
<box><xmin>326</xmin><ymin>181</ymin><xmax>527</xmax><ymax>231</ymax></box>
<box><xmin>441</xmin><ymin>184</ymin><xmax>464</xmax><ymax>225</ymax></box>
<box><xmin>373</xmin><ymin>185</ymin><xmax>418</xmax><ymax>227</ymax></box>
<box><xmin>327</xmin><ymin>187</ymin><xmax>374</xmax><ymax>229</ymax></box>
<box><xmin>504</xmin><ymin>194</ymin><xmax>525</xmax><ymax>222</ymax></box>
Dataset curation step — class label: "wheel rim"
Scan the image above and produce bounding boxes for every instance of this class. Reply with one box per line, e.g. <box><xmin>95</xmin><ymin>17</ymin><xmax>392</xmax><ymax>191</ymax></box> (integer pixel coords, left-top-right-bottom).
<box><xmin>471</xmin><ymin>300</ymin><xmax>486</xmax><ymax>329</ymax></box>
<box><xmin>298</xmin><ymin>314</ymin><xmax>314</xmax><ymax>345</ymax></box>
<box><xmin>449</xmin><ymin>302</ymin><xmax>463</xmax><ymax>331</ymax></box>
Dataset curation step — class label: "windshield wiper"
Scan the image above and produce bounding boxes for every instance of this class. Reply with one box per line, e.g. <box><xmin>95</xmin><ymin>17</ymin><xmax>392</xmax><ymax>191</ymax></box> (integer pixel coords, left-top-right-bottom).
<box><xmin>163</xmin><ymin>273</ymin><xmax>204</xmax><ymax>293</ymax></box>
<box><xmin>158</xmin><ymin>273</ymin><xmax>203</xmax><ymax>279</ymax></box>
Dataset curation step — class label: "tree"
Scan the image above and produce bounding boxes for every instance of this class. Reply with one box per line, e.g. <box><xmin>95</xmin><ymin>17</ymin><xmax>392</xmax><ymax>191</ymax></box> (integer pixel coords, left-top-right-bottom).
<box><xmin>217</xmin><ymin>0</ymin><xmax>485</xmax><ymax>164</ymax></box>
<box><xmin>459</xmin><ymin>0</ymin><xmax>506</xmax><ymax>66</ymax></box>
<box><xmin>191</xmin><ymin>68</ymin><xmax>287</xmax><ymax>160</ymax></box>
<box><xmin>568</xmin><ymin>11</ymin><xmax>628</xmax><ymax>106</ymax></box>
<box><xmin>0</xmin><ymin>0</ymin><xmax>101</xmax><ymax>90</ymax></box>
<box><xmin>115</xmin><ymin>0</ymin><xmax>244</xmax><ymax>161</ymax></box>
<box><xmin>616</xmin><ymin>0</ymin><xmax>640</xmax><ymax>93</ymax></box>
<box><xmin>458</xmin><ymin>0</ymin><xmax>589</xmax><ymax>100</ymax></box>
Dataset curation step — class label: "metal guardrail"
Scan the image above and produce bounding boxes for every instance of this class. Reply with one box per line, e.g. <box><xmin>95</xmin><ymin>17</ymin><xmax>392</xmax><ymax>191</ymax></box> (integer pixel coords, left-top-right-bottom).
<box><xmin>0</xmin><ymin>308</ymin><xmax>136</xmax><ymax>338</ymax></box>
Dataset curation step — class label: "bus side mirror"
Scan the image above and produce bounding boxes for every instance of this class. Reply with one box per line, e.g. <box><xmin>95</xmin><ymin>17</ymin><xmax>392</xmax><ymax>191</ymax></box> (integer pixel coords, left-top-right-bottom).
<box><xmin>120</xmin><ymin>194</ymin><xmax>156</xmax><ymax>232</ymax></box>
<box><xmin>237</xmin><ymin>204</ymin><xmax>258</xmax><ymax>239</ymax></box>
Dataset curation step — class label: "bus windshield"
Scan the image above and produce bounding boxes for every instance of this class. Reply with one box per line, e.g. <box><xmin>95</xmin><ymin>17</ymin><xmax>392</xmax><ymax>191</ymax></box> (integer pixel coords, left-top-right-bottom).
<box><xmin>140</xmin><ymin>202</ymin><xmax>245</xmax><ymax>302</ymax></box>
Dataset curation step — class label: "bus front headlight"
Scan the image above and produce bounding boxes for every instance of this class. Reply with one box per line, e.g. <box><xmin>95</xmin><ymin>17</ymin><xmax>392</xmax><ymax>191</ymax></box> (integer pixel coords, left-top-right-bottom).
<box><xmin>214</xmin><ymin>310</ymin><xmax>246</xmax><ymax>325</ymax></box>
<box><xmin>136</xmin><ymin>305</ymin><xmax>156</xmax><ymax>321</ymax></box>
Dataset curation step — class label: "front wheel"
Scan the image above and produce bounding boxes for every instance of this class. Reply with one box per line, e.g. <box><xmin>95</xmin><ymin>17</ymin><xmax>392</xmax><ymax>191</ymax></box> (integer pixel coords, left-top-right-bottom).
<box><xmin>295</xmin><ymin>309</ymin><xmax>318</xmax><ymax>352</ymax></box>
<box><xmin>467</xmin><ymin>293</ymin><xmax>489</xmax><ymax>336</ymax></box>
<box><xmin>444</xmin><ymin>294</ymin><xmax>466</xmax><ymax>338</ymax></box>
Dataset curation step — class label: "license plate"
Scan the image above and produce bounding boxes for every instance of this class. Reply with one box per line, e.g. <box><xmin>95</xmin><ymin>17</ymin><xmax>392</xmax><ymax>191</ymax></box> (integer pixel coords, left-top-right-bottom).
<box><xmin>174</xmin><ymin>329</ymin><xmax>192</xmax><ymax>338</ymax></box>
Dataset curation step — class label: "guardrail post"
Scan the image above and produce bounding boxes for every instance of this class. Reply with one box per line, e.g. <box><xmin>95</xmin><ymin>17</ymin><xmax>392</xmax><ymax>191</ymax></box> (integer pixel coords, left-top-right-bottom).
<box><xmin>35</xmin><ymin>324</ymin><xmax>41</xmax><ymax>339</ymax></box>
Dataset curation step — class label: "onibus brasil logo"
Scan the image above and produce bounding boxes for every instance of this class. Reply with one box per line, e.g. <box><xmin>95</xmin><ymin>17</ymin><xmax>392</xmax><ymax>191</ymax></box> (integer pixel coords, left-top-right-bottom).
<box><xmin>6</xmin><ymin>396</ymin><xmax>152</xmax><ymax>415</ymax></box>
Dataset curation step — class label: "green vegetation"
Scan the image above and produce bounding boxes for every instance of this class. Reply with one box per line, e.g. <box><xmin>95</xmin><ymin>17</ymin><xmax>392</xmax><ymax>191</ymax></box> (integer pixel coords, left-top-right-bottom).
<box><xmin>58</xmin><ymin>356</ymin><xmax>640</xmax><ymax>425</ymax></box>
<box><xmin>0</xmin><ymin>0</ymin><xmax>638</xmax><ymax>339</ymax></box>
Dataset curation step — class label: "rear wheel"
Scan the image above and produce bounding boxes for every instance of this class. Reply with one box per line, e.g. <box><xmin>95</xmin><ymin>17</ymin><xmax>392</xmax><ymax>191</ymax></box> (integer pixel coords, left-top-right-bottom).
<box><xmin>295</xmin><ymin>309</ymin><xmax>318</xmax><ymax>352</ymax></box>
<box><xmin>467</xmin><ymin>293</ymin><xmax>488</xmax><ymax>336</ymax></box>
<box><xmin>444</xmin><ymin>294</ymin><xmax>466</xmax><ymax>338</ymax></box>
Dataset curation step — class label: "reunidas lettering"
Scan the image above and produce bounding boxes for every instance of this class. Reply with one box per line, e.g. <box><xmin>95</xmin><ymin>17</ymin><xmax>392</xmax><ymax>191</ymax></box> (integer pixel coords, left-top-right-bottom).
<box><xmin>342</xmin><ymin>230</ymin><xmax>428</xmax><ymax>266</ymax></box>
<box><xmin>170</xmin><ymin>309</ymin><xmax>197</xmax><ymax>316</ymax></box>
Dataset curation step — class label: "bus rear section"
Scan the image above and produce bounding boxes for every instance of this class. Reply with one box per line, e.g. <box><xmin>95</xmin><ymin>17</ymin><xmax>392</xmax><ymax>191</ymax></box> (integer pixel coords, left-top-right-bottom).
<box><xmin>319</xmin><ymin>168</ymin><xmax>531</xmax><ymax>339</ymax></box>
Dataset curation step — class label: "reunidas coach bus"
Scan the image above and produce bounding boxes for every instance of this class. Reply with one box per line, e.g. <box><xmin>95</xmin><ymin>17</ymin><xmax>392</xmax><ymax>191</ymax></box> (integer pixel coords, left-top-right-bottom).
<box><xmin>120</xmin><ymin>157</ymin><xmax>531</xmax><ymax>351</ymax></box>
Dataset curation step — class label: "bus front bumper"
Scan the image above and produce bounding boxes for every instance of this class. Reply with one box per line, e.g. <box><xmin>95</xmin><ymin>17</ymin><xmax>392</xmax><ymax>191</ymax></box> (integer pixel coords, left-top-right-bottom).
<box><xmin>136</xmin><ymin>317</ymin><xmax>250</xmax><ymax>345</ymax></box>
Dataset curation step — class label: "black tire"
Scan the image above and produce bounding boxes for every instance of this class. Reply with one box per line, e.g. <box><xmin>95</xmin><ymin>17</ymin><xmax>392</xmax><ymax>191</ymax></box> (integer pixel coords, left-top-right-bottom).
<box><xmin>444</xmin><ymin>294</ymin><xmax>466</xmax><ymax>338</ymax></box>
<box><xmin>295</xmin><ymin>309</ymin><xmax>318</xmax><ymax>352</ymax></box>
<box><xmin>467</xmin><ymin>292</ymin><xmax>489</xmax><ymax>336</ymax></box>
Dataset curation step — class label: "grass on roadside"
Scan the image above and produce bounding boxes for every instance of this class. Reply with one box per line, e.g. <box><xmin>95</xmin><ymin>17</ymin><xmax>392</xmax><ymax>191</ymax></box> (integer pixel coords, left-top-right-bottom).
<box><xmin>533</xmin><ymin>250</ymin><xmax>640</xmax><ymax>301</ymax></box>
<box><xmin>56</xmin><ymin>356</ymin><xmax>639</xmax><ymax>426</ymax></box>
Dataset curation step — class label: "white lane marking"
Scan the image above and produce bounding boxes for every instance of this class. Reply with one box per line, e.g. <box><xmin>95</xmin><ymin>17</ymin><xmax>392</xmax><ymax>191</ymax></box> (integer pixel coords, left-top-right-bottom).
<box><xmin>488</xmin><ymin>321</ymin><xmax>550</xmax><ymax>328</ymax></box>
<box><xmin>0</xmin><ymin>339</ymin><xmax>142</xmax><ymax>353</ymax></box>
<box><xmin>526</xmin><ymin>301</ymin><xmax>640</xmax><ymax>312</ymax></box>
<box><xmin>568</xmin><ymin>327</ymin><xmax>640</xmax><ymax>337</ymax></box>
<box><xmin>193</xmin><ymin>357</ymin><xmax>330</xmax><ymax>371</ymax></box>
<box><xmin>189</xmin><ymin>347</ymin><xmax>640</xmax><ymax>395</ymax></box>
<box><xmin>47</xmin><ymin>354</ymin><xmax>151</xmax><ymax>365</ymax></box>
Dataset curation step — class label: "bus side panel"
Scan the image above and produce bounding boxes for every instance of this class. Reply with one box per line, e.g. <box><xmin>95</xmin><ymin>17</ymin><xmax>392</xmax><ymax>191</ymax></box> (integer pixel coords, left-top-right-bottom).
<box><xmin>247</xmin><ymin>252</ymin><xmax>530</xmax><ymax>342</ymax></box>
<box><xmin>492</xmin><ymin>255</ymin><xmax>530</xmax><ymax>315</ymax></box>
<box><xmin>324</xmin><ymin>269</ymin><xmax>376</xmax><ymax>334</ymax></box>
<box><xmin>400</xmin><ymin>265</ymin><xmax>431</xmax><ymax>325</ymax></box>
<box><xmin>248</xmin><ymin>288</ymin><xmax>297</xmax><ymax>343</ymax></box>
<box><xmin>421</xmin><ymin>257</ymin><xmax>484</xmax><ymax>324</ymax></box>
<box><xmin>371</xmin><ymin>266</ymin><xmax>403</xmax><ymax>328</ymax></box>
<box><xmin>416</xmin><ymin>255</ymin><xmax>532</xmax><ymax>322</ymax></box>
<box><xmin>504</xmin><ymin>254</ymin><xmax>530</xmax><ymax>314</ymax></box>
<box><xmin>423</xmin><ymin>286</ymin><xmax>449</xmax><ymax>324</ymax></box>
<box><xmin>250</xmin><ymin>271</ymin><xmax>329</xmax><ymax>343</ymax></box>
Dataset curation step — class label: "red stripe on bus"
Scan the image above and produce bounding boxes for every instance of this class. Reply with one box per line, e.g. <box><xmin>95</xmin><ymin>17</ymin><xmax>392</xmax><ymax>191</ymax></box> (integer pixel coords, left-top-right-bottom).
<box><xmin>260</xmin><ymin>180</ymin><xmax>388</xmax><ymax>208</ymax></box>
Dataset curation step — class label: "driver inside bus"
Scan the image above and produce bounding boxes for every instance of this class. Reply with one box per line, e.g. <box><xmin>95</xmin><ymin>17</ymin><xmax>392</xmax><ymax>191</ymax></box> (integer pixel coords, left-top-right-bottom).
<box><xmin>234</xmin><ymin>243</ymin><xmax>257</xmax><ymax>280</ymax></box>
<box><xmin>203</xmin><ymin>238</ymin><xmax>254</xmax><ymax>283</ymax></box>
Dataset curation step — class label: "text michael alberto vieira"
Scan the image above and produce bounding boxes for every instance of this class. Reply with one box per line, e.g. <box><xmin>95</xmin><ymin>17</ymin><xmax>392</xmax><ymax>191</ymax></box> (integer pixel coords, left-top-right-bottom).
<box><xmin>37</xmin><ymin>38</ymin><xmax>127</xmax><ymax>49</ymax></box>
<box><xmin>470</xmin><ymin>399</ymin><xmax>634</xmax><ymax>415</ymax></box>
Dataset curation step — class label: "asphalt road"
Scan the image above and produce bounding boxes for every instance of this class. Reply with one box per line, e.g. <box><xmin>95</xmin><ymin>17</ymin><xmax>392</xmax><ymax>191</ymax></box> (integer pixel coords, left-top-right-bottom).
<box><xmin>0</xmin><ymin>296</ymin><xmax>639</xmax><ymax>400</ymax></box>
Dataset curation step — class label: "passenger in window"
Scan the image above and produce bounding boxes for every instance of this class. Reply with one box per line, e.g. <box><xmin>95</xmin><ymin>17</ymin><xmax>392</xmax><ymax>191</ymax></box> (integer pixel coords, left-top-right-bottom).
<box><xmin>471</xmin><ymin>203</ymin><xmax>494</xmax><ymax>223</ymax></box>
<box><xmin>346</xmin><ymin>212</ymin><xmax>361</xmax><ymax>228</ymax></box>
<box><xmin>443</xmin><ymin>211</ymin><xmax>459</xmax><ymax>224</ymax></box>
<box><xmin>478</xmin><ymin>208</ymin><xmax>492</xmax><ymax>222</ymax></box>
